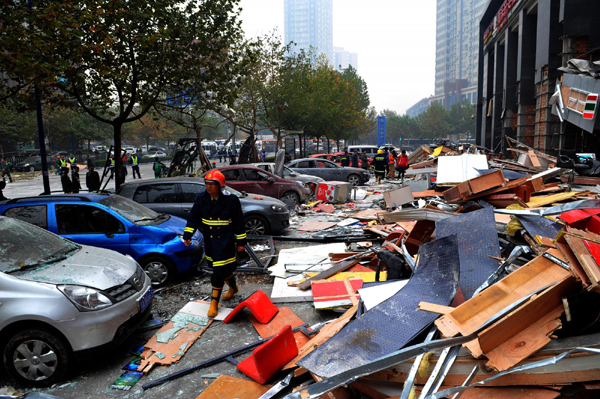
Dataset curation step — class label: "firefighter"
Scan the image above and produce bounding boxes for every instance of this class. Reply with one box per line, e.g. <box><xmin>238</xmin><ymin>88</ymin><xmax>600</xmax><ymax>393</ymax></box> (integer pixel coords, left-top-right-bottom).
<box><xmin>373</xmin><ymin>149</ymin><xmax>386</xmax><ymax>184</ymax></box>
<box><xmin>182</xmin><ymin>169</ymin><xmax>247</xmax><ymax>317</ymax></box>
<box><xmin>340</xmin><ymin>150</ymin><xmax>350</xmax><ymax>167</ymax></box>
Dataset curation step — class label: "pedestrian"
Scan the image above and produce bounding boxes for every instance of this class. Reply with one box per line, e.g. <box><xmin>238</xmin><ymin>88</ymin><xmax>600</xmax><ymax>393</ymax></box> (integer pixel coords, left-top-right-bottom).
<box><xmin>182</xmin><ymin>169</ymin><xmax>247</xmax><ymax>317</ymax></box>
<box><xmin>373</xmin><ymin>150</ymin><xmax>386</xmax><ymax>184</ymax></box>
<box><xmin>229</xmin><ymin>149</ymin><xmax>234</xmax><ymax>163</ymax></box>
<box><xmin>230</xmin><ymin>155</ymin><xmax>237</xmax><ymax>165</ymax></box>
<box><xmin>351</xmin><ymin>150</ymin><xmax>359</xmax><ymax>168</ymax></box>
<box><xmin>86</xmin><ymin>165</ymin><xmax>101</xmax><ymax>191</ymax></box>
<box><xmin>361</xmin><ymin>150</ymin><xmax>369</xmax><ymax>170</ymax></box>
<box><xmin>382</xmin><ymin>148</ymin><xmax>390</xmax><ymax>178</ymax></box>
<box><xmin>108</xmin><ymin>154</ymin><xmax>115</xmax><ymax>179</ymax></box>
<box><xmin>397</xmin><ymin>150</ymin><xmax>409</xmax><ymax>183</ymax></box>
<box><xmin>1</xmin><ymin>158</ymin><xmax>13</xmax><ymax>183</ymax></box>
<box><xmin>284</xmin><ymin>152</ymin><xmax>291</xmax><ymax>164</ymax></box>
<box><xmin>131</xmin><ymin>153</ymin><xmax>141</xmax><ymax>179</ymax></box>
<box><xmin>261</xmin><ymin>149</ymin><xmax>266</xmax><ymax>162</ymax></box>
<box><xmin>86</xmin><ymin>154</ymin><xmax>94</xmax><ymax>170</ymax></box>
<box><xmin>387</xmin><ymin>149</ymin><xmax>396</xmax><ymax>178</ymax></box>
<box><xmin>72</xmin><ymin>166</ymin><xmax>81</xmax><ymax>193</ymax></box>
<box><xmin>55</xmin><ymin>156</ymin><xmax>65</xmax><ymax>175</ymax></box>
<box><xmin>0</xmin><ymin>177</ymin><xmax>6</xmax><ymax>201</ymax></box>
<box><xmin>340</xmin><ymin>150</ymin><xmax>349</xmax><ymax>167</ymax></box>
<box><xmin>68</xmin><ymin>154</ymin><xmax>77</xmax><ymax>169</ymax></box>
<box><xmin>218</xmin><ymin>149</ymin><xmax>223</xmax><ymax>163</ymax></box>
<box><xmin>60</xmin><ymin>167</ymin><xmax>73</xmax><ymax>193</ymax></box>
<box><xmin>153</xmin><ymin>157</ymin><xmax>163</xmax><ymax>179</ymax></box>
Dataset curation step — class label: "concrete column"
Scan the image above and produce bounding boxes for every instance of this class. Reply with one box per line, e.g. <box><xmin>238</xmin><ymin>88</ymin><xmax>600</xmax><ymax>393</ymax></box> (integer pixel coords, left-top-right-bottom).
<box><xmin>491</xmin><ymin>41</ymin><xmax>505</xmax><ymax>152</ymax></box>
<box><xmin>502</xmin><ymin>27</ymin><xmax>519</xmax><ymax>152</ymax></box>
<box><xmin>517</xmin><ymin>8</ymin><xmax>537</xmax><ymax>145</ymax></box>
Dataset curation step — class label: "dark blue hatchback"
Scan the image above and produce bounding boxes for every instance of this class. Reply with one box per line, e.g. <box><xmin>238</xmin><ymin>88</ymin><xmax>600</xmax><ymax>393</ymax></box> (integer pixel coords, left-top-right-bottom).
<box><xmin>0</xmin><ymin>193</ymin><xmax>203</xmax><ymax>287</ymax></box>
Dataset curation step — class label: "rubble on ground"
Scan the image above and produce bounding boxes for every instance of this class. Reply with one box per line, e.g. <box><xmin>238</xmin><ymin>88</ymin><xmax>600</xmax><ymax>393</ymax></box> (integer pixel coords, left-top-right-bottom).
<box><xmin>122</xmin><ymin>140</ymin><xmax>600</xmax><ymax>398</ymax></box>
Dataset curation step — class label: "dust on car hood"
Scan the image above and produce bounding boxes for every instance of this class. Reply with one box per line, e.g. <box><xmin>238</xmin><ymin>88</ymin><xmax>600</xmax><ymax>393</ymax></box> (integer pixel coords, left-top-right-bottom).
<box><xmin>23</xmin><ymin>246</ymin><xmax>137</xmax><ymax>290</ymax></box>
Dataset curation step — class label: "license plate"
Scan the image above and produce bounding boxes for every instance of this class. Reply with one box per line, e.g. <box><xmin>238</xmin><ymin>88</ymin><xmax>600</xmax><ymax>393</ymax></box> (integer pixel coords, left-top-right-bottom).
<box><xmin>138</xmin><ymin>287</ymin><xmax>154</xmax><ymax>313</ymax></box>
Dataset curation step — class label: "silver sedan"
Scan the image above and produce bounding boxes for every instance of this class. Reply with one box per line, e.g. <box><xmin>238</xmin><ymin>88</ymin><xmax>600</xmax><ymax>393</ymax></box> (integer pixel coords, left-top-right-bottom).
<box><xmin>286</xmin><ymin>158</ymin><xmax>370</xmax><ymax>186</ymax></box>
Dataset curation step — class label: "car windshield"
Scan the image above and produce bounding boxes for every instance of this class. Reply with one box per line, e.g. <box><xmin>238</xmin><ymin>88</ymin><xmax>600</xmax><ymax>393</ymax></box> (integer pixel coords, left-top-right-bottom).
<box><xmin>98</xmin><ymin>195</ymin><xmax>169</xmax><ymax>225</ymax></box>
<box><xmin>0</xmin><ymin>217</ymin><xmax>80</xmax><ymax>274</ymax></box>
<box><xmin>283</xmin><ymin>166</ymin><xmax>294</xmax><ymax>176</ymax></box>
<box><xmin>224</xmin><ymin>186</ymin><xmax>243</xmax><ymax>197</ymax></box>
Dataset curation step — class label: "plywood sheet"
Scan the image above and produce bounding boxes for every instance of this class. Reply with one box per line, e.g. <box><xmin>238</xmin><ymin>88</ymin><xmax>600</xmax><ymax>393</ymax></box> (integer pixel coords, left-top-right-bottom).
<box><xmin>527</xmin><ymin>191</ymin><xmax>587</xmax><ymax>207</ymax></box>
<box><xmin>195</xmin><ymin>375</ymin><xmax>271</xmax><ymax>399</ymax></box>
<box><xmin>435</xmin><ymin>255</ymin><xmax>572</xmax><ymax>338</ymax></box>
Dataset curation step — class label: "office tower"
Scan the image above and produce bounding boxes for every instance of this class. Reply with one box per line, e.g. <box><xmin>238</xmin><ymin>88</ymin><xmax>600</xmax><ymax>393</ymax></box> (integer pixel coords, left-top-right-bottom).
<box><xmin>284</xmin><ymin>0</ymin><xmax>333</xmax><ymax>63</ymax></box>
<box><xmin>334</xmin><ymin>46</ymin><xmax>358</xmax><ymax>71</ymax></box>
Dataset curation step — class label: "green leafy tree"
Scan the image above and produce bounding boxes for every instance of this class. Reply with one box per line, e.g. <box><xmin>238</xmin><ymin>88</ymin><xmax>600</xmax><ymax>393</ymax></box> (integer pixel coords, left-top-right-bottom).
<box><xmin>417</xmin><ymin>102</ymin><xmax>451</xmax><ymax>140</ymax></box>
<box><xmin>447</xmin><ymin>100</ymin><xmax>476</xmax><ymax>140</ymax></box>
<box><xmin>1</xmin><ymin>0</ymin><xmax>244</xmax><ymax>189</ymax></box>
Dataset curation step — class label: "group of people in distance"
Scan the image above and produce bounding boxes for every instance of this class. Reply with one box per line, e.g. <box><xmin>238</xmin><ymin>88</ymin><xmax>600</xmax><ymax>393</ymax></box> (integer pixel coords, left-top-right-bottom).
<box><xmin>372</xmin><ymin>148</ymin><xmax>409</xmax><ymax>184</ymax></box>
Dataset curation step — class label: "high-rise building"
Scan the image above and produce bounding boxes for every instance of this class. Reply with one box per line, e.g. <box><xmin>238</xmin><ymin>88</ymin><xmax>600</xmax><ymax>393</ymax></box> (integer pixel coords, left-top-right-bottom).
<box><xmin>333</xmin><ymin>46</ymin><xmax>358</xmax><ymax>71</ymax></box>
<box><xmin>434</xmin><ymin>0</ymin><xmax>487</xmax><ymax>104</ymax></box>
<box><xmin>284</xmin><ymin>0</ymin><xmax>333</xmax><ymax>64</ymax></box>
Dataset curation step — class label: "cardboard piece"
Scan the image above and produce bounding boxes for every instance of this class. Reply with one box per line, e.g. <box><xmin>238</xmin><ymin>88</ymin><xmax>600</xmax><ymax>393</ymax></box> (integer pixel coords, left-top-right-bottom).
<box><xmin>383</xmin><ymin>186</ymin><xmax>414</xmax><ymax>208</ymax></box>
<box><xmin>195</xmin><ymin>375</ymin><xmax>271</xmax><ymax>399</ymax></box>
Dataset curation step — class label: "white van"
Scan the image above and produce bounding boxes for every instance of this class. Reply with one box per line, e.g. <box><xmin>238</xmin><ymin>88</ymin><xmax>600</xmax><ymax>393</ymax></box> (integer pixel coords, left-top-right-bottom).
<box><xmin>347</xmin><ymin>145</ymin><xmax>379</xmax><ymax>157</ymax></box>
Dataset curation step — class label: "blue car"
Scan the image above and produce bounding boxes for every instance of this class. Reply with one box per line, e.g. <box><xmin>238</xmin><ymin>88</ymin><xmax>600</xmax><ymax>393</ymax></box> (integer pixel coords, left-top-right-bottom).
<box><xmin>0</xmin><ymin>193</ymin><xmax>203</xmax><ymax>287</ymax></box>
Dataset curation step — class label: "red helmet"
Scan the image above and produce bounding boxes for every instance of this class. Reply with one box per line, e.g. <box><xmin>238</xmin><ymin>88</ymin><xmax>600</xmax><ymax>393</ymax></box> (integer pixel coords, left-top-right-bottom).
<box><xmin>205</xmin><ymin>169</ymin><xmax>226</xmax><ymax>188</ymax></box>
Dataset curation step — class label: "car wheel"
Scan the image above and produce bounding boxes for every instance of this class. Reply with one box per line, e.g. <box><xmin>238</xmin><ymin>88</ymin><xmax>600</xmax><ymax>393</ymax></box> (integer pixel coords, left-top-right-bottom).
<box><xmin>347</xmin><ymin>174</ymin><xmax>362</xmax><ymax>186</ymax></box>
<box><xmin>281</xmin><ymin>191</ymin><xmax>300</xmax><ymax>208</ymax></box>
<box><xmin>141</xmin><ymin>256</ymin><xmax>175</xmax><ymax>288</ymax></box>
<box><xmin>245</xmin><ymin>215</ymin><xmax>270</xmax><ymax>236</ymax></box>
<box><xmin>29</xmin><ymin>166</ymin><xmax>35</xmax><ymax>173</ymax></box>
<box><xmin>4</xmin><ymin>328</ymin><xmax>71</xmax><ymax>387</ymax></box>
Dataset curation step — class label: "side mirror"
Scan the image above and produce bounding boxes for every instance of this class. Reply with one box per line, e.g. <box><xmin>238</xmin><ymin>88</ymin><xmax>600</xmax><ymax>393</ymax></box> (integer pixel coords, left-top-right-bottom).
<box><xmin>105</xmin><ymin>232</ymin><xmax>115</xmax><ymax>238</ymax></box>
<box><xmin>267</xmin><ymin>177</ymin><xmax>275</xmax><ymax>184</ymax></box>
<box><xmin>289</xmin><ymin>173</ymin><xmax>297</xmax><ymax>177</ymax></box>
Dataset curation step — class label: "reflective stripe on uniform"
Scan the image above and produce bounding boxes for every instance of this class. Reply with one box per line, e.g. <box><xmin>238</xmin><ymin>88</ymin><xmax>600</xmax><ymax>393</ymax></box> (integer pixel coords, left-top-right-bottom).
<box><xmin>212</xmin><ymin>257</ymin><xmax>237</xmax><ymax>267</ymax></box>
<box><xmin>202</xmin><ymin>218</ymin><xmax>232</xmax><ymax>226</ymax></box>
<box><xmin>184</xmin><ymin>227</ymin><xmax>195</xmax><ymax>233</ymax></box>
<box><xmin>235</xmin><ymin>233</ymin><xmax>247</xmax><ymax>240</ymax></box>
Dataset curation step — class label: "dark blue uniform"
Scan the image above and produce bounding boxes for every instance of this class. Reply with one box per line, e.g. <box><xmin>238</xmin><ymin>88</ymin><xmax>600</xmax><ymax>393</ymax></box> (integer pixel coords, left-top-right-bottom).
<box><xmin>373</xmin><ymin>154</ymin><xmax>386</xmax><ymax>183</ymax></box>
<box><xmin>182</xmin><ymin>190</ymin><xmax>247</xmax><ymax>287</ymax></box>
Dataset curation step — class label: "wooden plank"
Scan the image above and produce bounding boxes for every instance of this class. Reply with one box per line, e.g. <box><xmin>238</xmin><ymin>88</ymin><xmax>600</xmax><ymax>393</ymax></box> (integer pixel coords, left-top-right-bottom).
<box><xmin>304</xmin><ymin>271</ymin><xmax>385</xmax><ymax>283</ymax></box>
<box><xmin>452</xmin><ymin>387</ymin><xmax>560</xmax><ymax>399</ymax></box>
<box><xmin>296</xmin><ymin>258</ymin><xmax>361</xmax><ymax>291</ymax></box>
<box><xmin>412</xmin><ymin>190</ymin><xmax>439</xmax><ymax>198</ymax></box>
<box><xmin>482</xmin><ymin>194</ymin><xmax>528</xmax><ymax>208</ymax></box>
<box><xmin>564</xmin><ymin>235</ymin><xmax>600</xmax><ymax>288</ymax></box>
<box><xmin>418</xmin><ymin>301</ymin><xmax>455</xmax><ymax>315</ymax></box>
<box><xmin>485</xmin><ymin>306</ymin><xmax>564</xmax><ymax>371</ymax></box>
<box><xmin>527</xmin><ymin>191</ymin><xmax>588</xmax><ymax>208</ymax></box>
<box><xmin>195</xmin><ymin>375</ymin><xmax>270</xmax><ymax>399</ymax></box>
<box><xmin>477</xmin><ymin>276</ymin><xmax>578</xmax><ymax>354</ymax></box>
<box><xmin>528</xmin><ymin>150</ymin><xmax>542</xmax><ymax>168</ymax></box>
<box><xmin>554</xmin><ymin>243</ymin><xmax>589</xmax><ymax>285</ymax></box>
<box><xmin>451</xmin><ymin>177</ymin><xmax>529</xmax><ymax>203</ymax></box>
<box><xmin>435</xmin><ymin>255</ymin><xmax>572</xmax><ymax>338</ymax></box>
<box><xmin>468</xmin><ymin>170</ymin><xmax>506</xmax><ymax>194</ymax></box>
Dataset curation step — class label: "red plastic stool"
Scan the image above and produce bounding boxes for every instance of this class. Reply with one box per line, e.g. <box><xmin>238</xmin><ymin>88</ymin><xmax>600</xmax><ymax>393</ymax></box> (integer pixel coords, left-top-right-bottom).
<box><xmin>237</xmin><ymin>325</ymin><xmax>298</xmax><ymax>384</ymax></box>
<box><xmin>223</xmin><ymin>290</ymin><xmax>279</xmax><ymax>324</ymax></box>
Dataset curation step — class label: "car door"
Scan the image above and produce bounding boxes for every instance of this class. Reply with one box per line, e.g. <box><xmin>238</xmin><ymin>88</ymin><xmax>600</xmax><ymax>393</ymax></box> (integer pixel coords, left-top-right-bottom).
<box><xmin>241</xmin><ymin>168</ymin><xmax>276</xmax><ymax>197</ymax></box>
<box><xmin>315</xmin><ymin>160</ymin><xmax>341</xmax><ymax>181</ymax></box>
<box><xmin>53</xmin><ymin>204</ymin><xmax>129</xmax><ymax>254</ymax></box>
<box><xmin>179</xmin><ymin>183</ymin><xmax>206</xmax><ymax>220</ymax></box>
<box><xmin>290</xmin><ymin>160</ymin><xmax>318</xmax><ymax>178</ymax></box>
<box><xmin>134</xmin><ymin>183</ymin><xmax>182</xmax><ymax>216</ymax></box>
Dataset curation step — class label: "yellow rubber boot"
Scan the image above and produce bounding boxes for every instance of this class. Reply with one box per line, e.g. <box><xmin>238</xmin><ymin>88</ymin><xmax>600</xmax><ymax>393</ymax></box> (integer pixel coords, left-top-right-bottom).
<box><xmin>208</xmin><ymin>286</ymin><xmax>222</xmax><ymax>318</ymax></box>
<box><xmin>222</xmin><ymin>274</ymin><xmax>238</xmax><ymax>301</ymax></box>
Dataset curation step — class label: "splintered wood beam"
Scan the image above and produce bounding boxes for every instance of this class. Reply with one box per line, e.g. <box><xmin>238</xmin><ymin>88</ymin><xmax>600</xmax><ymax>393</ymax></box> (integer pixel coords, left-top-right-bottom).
<box><xmin>418</xmin><ymin>301</ymin><xmax>455</xmax><ymax>315</ymax></box>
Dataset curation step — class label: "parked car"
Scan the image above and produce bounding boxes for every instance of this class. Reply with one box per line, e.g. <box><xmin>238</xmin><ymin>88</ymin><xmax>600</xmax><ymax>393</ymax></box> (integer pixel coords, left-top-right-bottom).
<box><xmin>0</xmin><ymin>193</ymin><xmax>203</xmax><ymax>287</ymax></box>
<box><xmin>215</xmin><ymin>165</ymin><xmax>311</xmax><ymax>207</ymax></box>
<box><xmin>252</xmin><ymin>162</ymin><xmax>325</xmax><ymax>194</ymax></box>
<box><xmin>148</xmin><ymin>151</ymin><xmax>168</xmax><ymax>158</ymax></box>
<box><xmin>15</xmin><ymin>156</ymin><xmax>55</xmax><ymax>172</ymax></box>
<box><xmin>0</xmin><ymin>216</ymin><xmax>153</xmax><ymax>387</ymax></box>
<box><xmin>347</xmin><ymin>145</ymin><xmax>379</xmax><ymax>158</ymax></box>
<box><xmin>287</xmin><ymin>158</ymin><xmax>370</xmax><ymax>186</ymax></box>
<box><xmin>117</xmin><ymin>177</ymin><xmax>291</xmax><ymax>235</ymax></box>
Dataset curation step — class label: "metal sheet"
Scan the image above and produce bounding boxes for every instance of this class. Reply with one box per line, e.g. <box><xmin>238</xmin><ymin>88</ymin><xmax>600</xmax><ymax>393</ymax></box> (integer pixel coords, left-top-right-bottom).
<box><xmin>494</xmin><ymin>199</ymin><xmax>600</xmax><ymax>216</ymax></box>
<box><xmin>516</xmin><ymin>214</ymin><xmax>563</xmax><ymax>239</ymax></box>
<box><xmin>297</xmin><ymin>235</ymin><xmax>460</xmax><ymax>378</ymax></box>
<box><xmin>435</xmin><ymin>207</ymin><xmax>500</xmax><ymax>300</ymax></box>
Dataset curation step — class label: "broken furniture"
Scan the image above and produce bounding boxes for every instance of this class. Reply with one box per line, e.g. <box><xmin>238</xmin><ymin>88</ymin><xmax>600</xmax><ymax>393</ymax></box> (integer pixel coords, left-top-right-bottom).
<box><xmin>237</xmin><ymin>325</ymin><xmax>299</xmax><ymax>384</ymax></box>
<box><xmin>223</xmin><ymin>290</ymin><xmax>279</xmax><ymax>324</ymax></box>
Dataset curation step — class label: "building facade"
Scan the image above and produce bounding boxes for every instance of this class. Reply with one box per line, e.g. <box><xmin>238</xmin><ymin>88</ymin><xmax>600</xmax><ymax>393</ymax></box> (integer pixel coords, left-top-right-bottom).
<box><xmin>477</xmin><ymin>0</ymin><xmax>600</xmax><ymax>155</ymax></box>
<box><xmin>334</xmin><ymin>46</ymin><xmax>358</xmax><ymax>71</ymax></box>
<box><xmin>284</xmin><ymin>0</ymin><xmax>333</xmax><ymax>64</ymax></box>
<box><xmin>435</xmin><ymin>0</ymin><xmax>487</xmax><ymax>105</ymax></box>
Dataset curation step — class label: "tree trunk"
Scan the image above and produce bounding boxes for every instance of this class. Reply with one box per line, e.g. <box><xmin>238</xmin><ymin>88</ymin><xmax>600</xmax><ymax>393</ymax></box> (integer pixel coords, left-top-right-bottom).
<box><xmin>114</xmin><ymin>122</ymin><xmax>123</xmax><ymax>191</ymax></box>
<box><xmin>327</xmin><ymin>138</ymin><xmax>330</xmax><ymax>154</ymax></box>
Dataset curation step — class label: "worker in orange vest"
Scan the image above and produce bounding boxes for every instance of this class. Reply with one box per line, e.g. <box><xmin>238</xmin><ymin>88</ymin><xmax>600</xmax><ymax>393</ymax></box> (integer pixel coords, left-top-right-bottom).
<box><xmin>387</xmin><ymin>150</ymin><xmax>396</xmax><ymax>178</ymax></box>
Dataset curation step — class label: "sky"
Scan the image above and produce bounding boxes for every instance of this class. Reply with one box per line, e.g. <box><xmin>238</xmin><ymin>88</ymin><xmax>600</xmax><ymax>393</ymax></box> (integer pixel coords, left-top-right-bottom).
<box><xmin>237</xmin><ymin>0</ymin><xmax>437</xmax><ymax>115</ymax></box>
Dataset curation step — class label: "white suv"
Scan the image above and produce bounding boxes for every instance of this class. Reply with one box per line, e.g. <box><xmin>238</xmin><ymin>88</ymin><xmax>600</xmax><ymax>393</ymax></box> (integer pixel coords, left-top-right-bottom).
<box><xmin>0</xmin><ymin>216</ymin><xmax>153</xmax><ymax>387</ymax></box>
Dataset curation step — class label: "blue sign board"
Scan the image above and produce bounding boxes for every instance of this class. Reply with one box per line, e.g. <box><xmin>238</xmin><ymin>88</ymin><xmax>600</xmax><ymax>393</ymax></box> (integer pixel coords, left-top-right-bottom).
<box><xmin>377</xmin><ymin>116</ymin><xmax>386</xmax><ymax>147</ymax></box>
